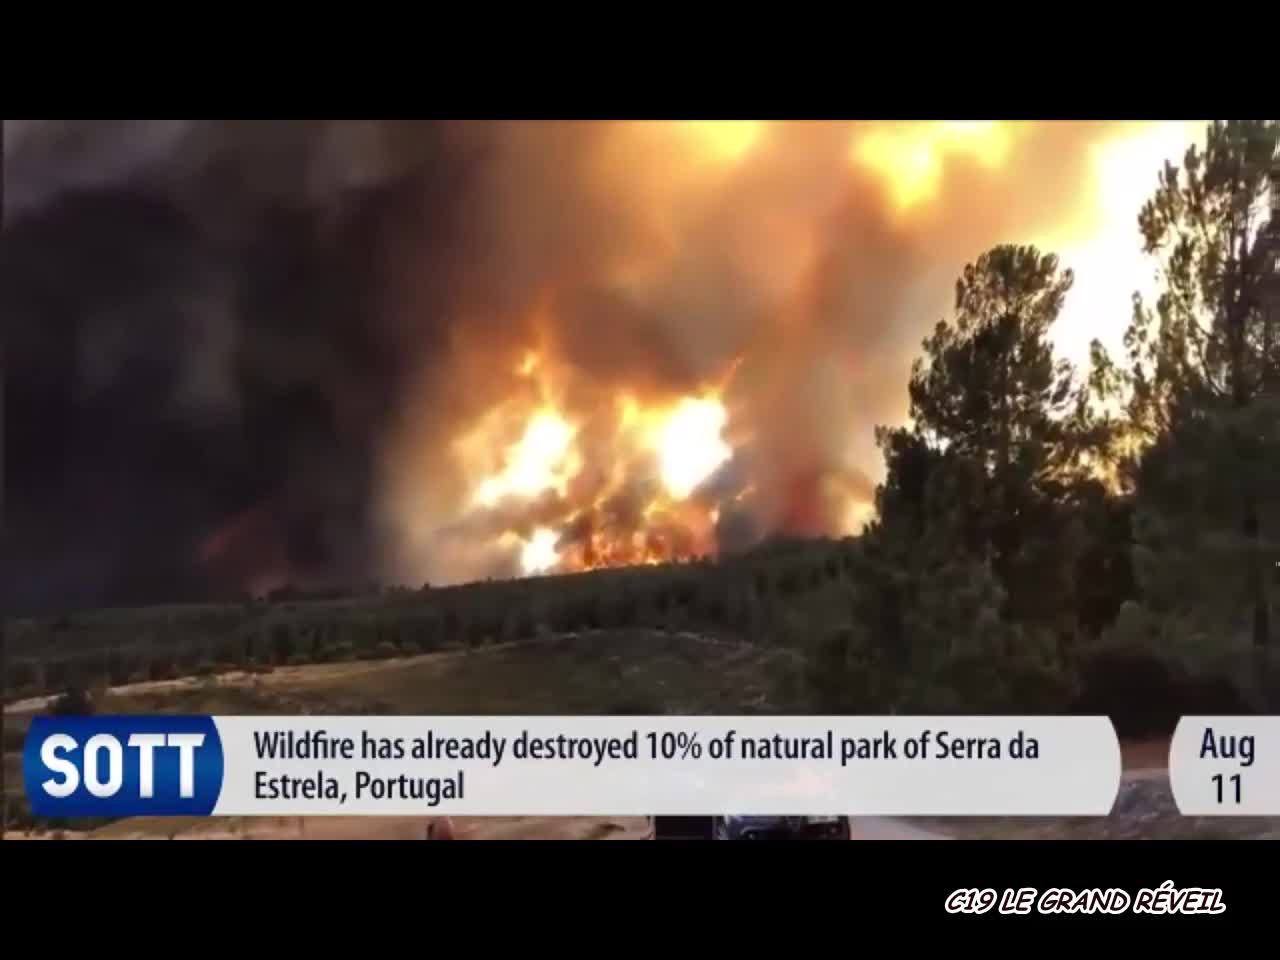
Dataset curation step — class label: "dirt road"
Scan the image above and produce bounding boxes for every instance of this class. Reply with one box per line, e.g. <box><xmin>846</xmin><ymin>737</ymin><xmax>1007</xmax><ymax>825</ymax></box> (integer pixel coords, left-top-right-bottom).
<box><xmin>9</xmin><ymin>814</ymin><xmax>948</xmax><ymax>840</ymax></box>
<box><xmin>849</xmin><ymin>817</ymin><xmax>951</xmax><ymax>840</ymax></box>
<box><xmin>9</xmin><ymin>815</ymin><xmax>650</xmax><ymax>840</ymax></box>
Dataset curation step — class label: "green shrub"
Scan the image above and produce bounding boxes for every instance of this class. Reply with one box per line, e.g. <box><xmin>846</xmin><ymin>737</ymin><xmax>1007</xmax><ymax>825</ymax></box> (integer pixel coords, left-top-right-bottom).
<box><xmin>6</xmin><ymin>659</ymin><xmax>38</xmax><ymax>697</ymax></box>
<box><xmin>215</xmin><ymin>637</ymin><xmax>243</xmax><ymax>666</ymax></box>
<box><xmin>271</xmin><ymin>623</ymin><xmax>295</xmax><ymax>663</ymax></box>
<box><xmin>51</xmin><ymin>685</ymin><xmax>95</xmax><ymax>716</ymax></box>
<box><xmin>291</xmin><ymin>626</ymin><xmax>315</xmax><ymax>657</ymax></box>
<box><xmin>917</xmin><ymin>652</ymin><xmax>1075</xmax><ymax>715</ymax></box>
<box><xmin>1180</xmin><ymin>670</ymin><xmax>1252</xmax><ymax>715</ymax></box>
<box><xmin>147</xmin><ymin>659</ymin><xmax>178</xmax><ymax>682</ymax></box>
<box><xmin>1070</xmin><ymin>642</ymin><xmax>1179</xmax><ymax>737</ymax></box>
<box><xmin>179</xmin><ymin>645</ymin><xmax>205</xmax><ymax>672</ymax></box>
<box><xmin>801</xmin><ymin>627</ymin><xmax>896</xmax><ymax>714</ymax></box>
<box><xmin>609</xmin><ymin>696</ymin><xmax>663</xmax><ymax>715</ymax></box>
<box><xmin>4</xmin><ymin>725</ymin><xmax>29</xmax><ymax>751</ymax></box>
<box><xmin>4</xmin><ymin>794</ymin><xmax>34</xmax><ymax>831</ymax></box>
<box><xmin>1067</xmin><ymin>640</ymin><xmax>1251</xmax><ymax>738</ymax></box>
<box><xmin>44</xmin><ymin>660</ymin><xmax>69</xmax><ymax>689</ymax></box>
<box><xmin>106</xmin><ymin>655</ymin><xmax>132</xmax><ymax>687</ymax></box>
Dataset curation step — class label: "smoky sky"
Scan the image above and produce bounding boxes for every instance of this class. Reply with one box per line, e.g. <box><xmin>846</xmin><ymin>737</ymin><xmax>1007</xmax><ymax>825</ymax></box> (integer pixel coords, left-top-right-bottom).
<box><xmin>3</xmin><ymin>120</ymin><xmax>484</xmax><ymax>611</ymax></box>
<box><xmin>2</xmin><ymin>120</ymin><xmax>1178</xmax><ymax>611</ymax></box>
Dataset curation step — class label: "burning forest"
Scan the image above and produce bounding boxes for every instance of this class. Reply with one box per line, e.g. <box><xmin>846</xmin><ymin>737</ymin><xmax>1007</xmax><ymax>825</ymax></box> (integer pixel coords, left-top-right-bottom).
<box><xmin>2</xmin><ymin>119</ymin><xmax>1208</xmax><ymax>610</ymax></box>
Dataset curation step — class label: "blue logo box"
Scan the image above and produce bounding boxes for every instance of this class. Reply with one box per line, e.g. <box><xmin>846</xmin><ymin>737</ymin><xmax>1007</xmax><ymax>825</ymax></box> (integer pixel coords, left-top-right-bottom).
<box><xmin>24</xmin><ymin>715</ymin><xmax>224</xmax><ymax>817</ymax></box>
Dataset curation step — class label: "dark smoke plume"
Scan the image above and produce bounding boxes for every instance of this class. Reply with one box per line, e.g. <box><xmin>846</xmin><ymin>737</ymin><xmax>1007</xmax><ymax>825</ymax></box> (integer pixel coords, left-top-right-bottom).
<box><xmin>3</xmin><ymin>120</ymin><xmax>482</xmax><ymax>611</ymax></box>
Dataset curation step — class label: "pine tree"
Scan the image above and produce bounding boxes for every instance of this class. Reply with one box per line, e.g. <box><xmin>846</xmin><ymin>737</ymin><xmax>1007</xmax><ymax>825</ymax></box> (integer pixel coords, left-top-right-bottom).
<box><xmin>885</xmin><ymin>243</ymin><xmax>1106</xmax><ymax>630</ymax></box>
<box><xmin>1119</xmin><ymin>121</ymin><xmax>1280</xmax><ymax>651</ymax></box>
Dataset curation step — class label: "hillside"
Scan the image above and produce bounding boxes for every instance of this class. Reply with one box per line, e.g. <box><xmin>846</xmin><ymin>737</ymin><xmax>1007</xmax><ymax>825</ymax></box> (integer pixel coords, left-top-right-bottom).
<box><xmin>3</xmin><ymin>539</ymin><xmax>843</xmax><ymax>706</ymax></box>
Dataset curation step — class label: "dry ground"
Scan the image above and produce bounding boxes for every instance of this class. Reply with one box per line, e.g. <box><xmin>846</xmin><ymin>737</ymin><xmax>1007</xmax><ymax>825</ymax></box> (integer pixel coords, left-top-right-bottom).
<box><xmin>7</xmin><ymin>815</ymin><xmax>955</xmax><ymax>840</ymax></box>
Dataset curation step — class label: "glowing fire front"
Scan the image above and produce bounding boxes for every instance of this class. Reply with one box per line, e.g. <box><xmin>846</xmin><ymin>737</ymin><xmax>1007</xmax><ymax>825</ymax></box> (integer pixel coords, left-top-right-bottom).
<box><xmin>462</xmin><ymin>363</ymin><xmax>734</xmax><ymax>575</ymax></box>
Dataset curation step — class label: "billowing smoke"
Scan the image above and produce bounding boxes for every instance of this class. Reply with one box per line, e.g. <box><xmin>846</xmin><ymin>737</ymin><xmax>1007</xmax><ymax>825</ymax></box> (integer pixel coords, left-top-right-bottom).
<box><xmin>2</xmin><ymin>120</ymin><xmax>1185</xmax><ymax>611</ymax></box>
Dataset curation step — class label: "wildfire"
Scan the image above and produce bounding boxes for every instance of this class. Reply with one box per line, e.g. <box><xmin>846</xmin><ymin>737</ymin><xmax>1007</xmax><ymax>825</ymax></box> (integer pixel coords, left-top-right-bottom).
<box><xmin>459</xmin><ymin>352</ymin><xmax>738</xmax><ymax>577</ymax></box>
<box><xmin>677</xmin><ymin>120</ymin><xmax>764</xmax><ymax>164</ymax></box>
<box><xmin>655</xmin><ymin>397</ymin><xmax>731</xmax><ymax>499</ymax></box>
<box><xmin>516</xmin><ymin>349</ymin><xmax>540</xmax><ymax>377</ymax></box>
<box><xmin>520</xmin><ymin>527</ymin><xmax>560</xmax><ymax>574</ymax></box>
<box><xmin>377</xmin><ymin>121</ymin><xmax>1210</xmax><ymax>590</ymax></box>
<box><xmin>852</xmin><ymin>121</ymin><xmax>1014</xmax><ymax>211</ymax></box>
<box><xmin>472</xmin><ymin>409</ymin><xmax>578</xmax><ymax>508</ymax></box>
<box><xmin>15</xmin><ymin>121</ymin><xmax>1222</xmax><ymax>602</ymax></box>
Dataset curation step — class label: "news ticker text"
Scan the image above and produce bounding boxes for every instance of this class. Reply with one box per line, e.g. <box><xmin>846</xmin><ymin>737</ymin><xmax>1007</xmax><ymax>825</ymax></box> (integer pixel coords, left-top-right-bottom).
<box><xmin>21</xmin><ymin>715</ymin><xmax>1272</xmax><ymax>818</ymax></box>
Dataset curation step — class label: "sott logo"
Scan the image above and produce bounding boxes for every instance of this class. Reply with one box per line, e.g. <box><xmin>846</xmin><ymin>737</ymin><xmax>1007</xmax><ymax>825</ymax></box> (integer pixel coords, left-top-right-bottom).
<box><xmin>24</xmin><ymin>715</ymin><xmax>223</xmax><ymax>817</ymax></box>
